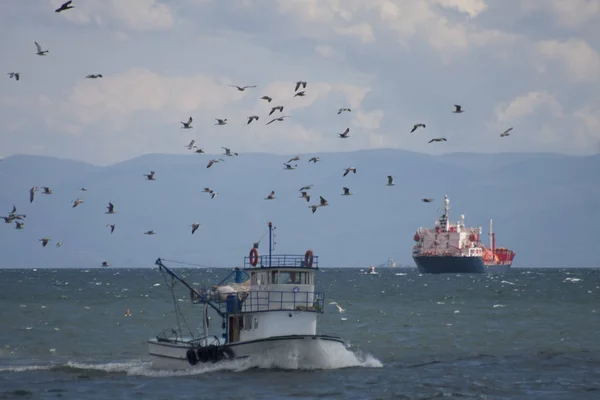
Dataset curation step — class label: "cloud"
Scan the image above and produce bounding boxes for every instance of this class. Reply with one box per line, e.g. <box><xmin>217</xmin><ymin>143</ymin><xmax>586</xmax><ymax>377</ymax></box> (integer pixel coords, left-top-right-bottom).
<box><xmin>494</xmin><ymin>91</ymin><xmax>563</xmax><ymax>123</ymax></box>
<box><xmin>536</xmin><ymin>39</ymin><xmax>600</xmax><ymax>83</ymax></box>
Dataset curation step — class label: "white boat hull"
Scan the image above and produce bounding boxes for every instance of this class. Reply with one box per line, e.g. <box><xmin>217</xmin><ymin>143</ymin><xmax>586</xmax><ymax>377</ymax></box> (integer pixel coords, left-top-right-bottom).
<box><xmin>148</xmin><ymin>334</ymin><xmax>347</xmax><ymax>370</ymax></box>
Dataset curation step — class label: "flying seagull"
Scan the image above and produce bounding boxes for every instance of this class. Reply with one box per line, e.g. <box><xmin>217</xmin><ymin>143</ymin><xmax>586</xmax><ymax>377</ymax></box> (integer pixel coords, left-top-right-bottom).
<box><xmin>144</xmin><ymin>230</ymin><xmax>156</xmax><ymax>235</ymax></box>
<box><xmin>299</xmin><ymin>185</ymin><xmax>313</xmax><ymax>191</ymax></box>
<box><xmin>55</xmin><ymin>241</ymin><xmax>63</xmax><ymax>248</ymax></box>
<box><xmin>191</xmin><ymin>223</ymin><xmax>200</xmax><ymax>235</ymax></box>
<box><xmin>41</xmin><ymin>186</ymin><xmax>52</xmax><ymax>194</ymax></box>
<box><xmin>294</xmin><ymin>91</ymin><xmax>306</xmax><ymax>97</ymax></box>
<box><xmin>329</xmin><ymin>301</ymin><xmax>345</xmax><ymax>313</ymax></box>
<box><xmin>34</xmin><ymin>41</ymin><xmax>48</xmax><ymax>56</ymax></box>
<box><xmin>215</xmin><ymin>118</ymin><xmax>228</xmax><ymax>125</ymax></box>
<box><xmin>29</xmin><ymin>187</ymin><xmax>38</xmax><ymax>203</ymax></box>
<box><xmin>342</xmin><ymin>187</ymin><xmax>352</xmax><ymax>196</ymax></box>
<box><xmin>410</xmin><ymin>123</ymin><xmax>426</xmax><ymax>133</ymax></box>
<box><xmin>266</xmin><ymin>116</ymin><xmax>290</xmax><ymax>125</ymax></box>
<box><xmin>294</xmin><ymin>81</ymin><xmax>307</xmax><ymax>92</ymax></box>
<box><xmin>269</xmin><ymin>106</ymin><xmax>284</xmax><ymax>116</ymax></box>
<box><xmin>261</xmin><ymin>96</ymin><xmax>272</xmax><ymax>103</ymax></box>
<box><xmin>71</xmin><ymin>198</ymin><xmax>84</xmax><ymax>208</ymax></box>
<box><xmin>101</xmin><ymin>261</ymin><xmax>110</xmax><ymax>267</ymax></box>
<box><xmin>287</xmin><ymin>156</ymin><xmax>300</xmax><ymax>163</ymax></box>
<box><xmin>338</xmin><ymin>128</ymin><xmax>350</xmax><ymax>138</ymax></box>
<box><xmin>247</xmin><ymin>115</ymin><xmax>259</xmax><ymax>124</ymax></box>
<box><xmin>283</xmin><ymin>162</ymin><xmax>297</xmax><ymax>170</ymax></box>
<box><xmin>338</xmin><ymin>108</ymin><xmax>351</xmax><ymax>115</ymax></box>
<box><xmin>181</xmin><ymin>117</ymin><xmax>193</xmax><ymax>129</ymax></box>
<box><xmin>15</xmin><ymin>221</ymin><xmax>24</xmax><ymax>230</ymax></box>
<box><xmin>300</xmin><ymin>191</ymin><xmax>310</xmax><ymax>203</ymax></box>
<box><xmin>144</xmin><ymin>171</ymin><xmax>156</xmax><ymax>180</ymax></box>
<box><xmin>194</xmin><ymin>148</ymin><xmax>205</xmax><ymax>154</ymax></box>
<box><xmin>343</xmin><ymin>167</ymin><xmax>357</xmax><ymax>177</ymax></box>
<box><xmin>206</xmin><ymin>159</ymin><xmax>224</xmax><ymax>168</ymax></box>
<box><xmin>39</xmin><ymin>238</ymin><xmax>51</xmax><ymax>247</ymax></box>
<box><xmin>55</xmin><ymin>1</ymin><xmax>74</xmax><ymax>13</ymax></box>
<box><xmin>106</xmin><ymin>224</ymin><xmax>115</xmax><ymax>234</ymax></box>
<box><xmin>500</xmin><ymin>127</ymin><xmax>513</xmax><ymax>137</ymax></box>
<box><xmin>106</xmin><ymin>202</ymin><xmax>115</xmax><ymax>214</ymax></box>
<box><xmin>453</xmin><ymin>104</ymin><xmax>464</xmax><ymax>113</ymax></box>
<box><xmin>309</xmin><ymin>204</ymin><xmax>320</xmax><ymax>214</ymax></box>
<box><xmin>185</xmin><ymin>140</ymin><xmax>196</xmax><ymax>150</ymax></box>
<box><xmin>319</xmin><ymin>196</ymin><xmax>328</xmax><ymax>206</ymax></box>
<box><xmin>422</xmin><ymin>198</ymin><xmax>434</xmax><ymax>203</ymax></box>
<box><xmin>428</xmin><ymin>138</ymin><xmax>447</xmax><ymax>143</ymax></box>
<box><xmin>229</xmin><ymin>85</ymin><xmax>256</xmax><ymax>91</ymax></box>
<box><xmin>386</xmin><ymin>176</ymin><xmax>395</xmax><ymax>186</ymax></box>
<box><xmin>222</xmin><ymin>147</ymin><xmax>238</xmax><ymax>156</ymax></box>
<box><xmin>85</xmin><ymin>74</ymin><xmax>103</xmax><ymax>79</ymax></box>
<box><xmin>265</xmin><ymin>191</ymin><xmax>276</xmax><ymax>200</ymax></box>
<box><xmin>7</xmin><ymin>72</ymin><xmax>20</xmax><ymax>81</ymax></box>
<box><xmin>309</xmin><ymin>157</ymin><xmax>320</xmax><ymax>163</ymax></box>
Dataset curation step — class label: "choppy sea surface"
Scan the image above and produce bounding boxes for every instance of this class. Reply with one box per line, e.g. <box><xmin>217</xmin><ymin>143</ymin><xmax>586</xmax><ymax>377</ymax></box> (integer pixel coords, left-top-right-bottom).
<box><xmin>0</xmin><ymin>267</ymin><xmax>599</xmax><ymax>400</ymax></box>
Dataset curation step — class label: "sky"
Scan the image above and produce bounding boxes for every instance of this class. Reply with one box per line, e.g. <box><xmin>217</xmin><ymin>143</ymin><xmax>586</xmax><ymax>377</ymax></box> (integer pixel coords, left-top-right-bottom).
<box><xmin>0</xmin><ymin>0</ymin><xmax>599</xmax><ymax>165</ymax></box>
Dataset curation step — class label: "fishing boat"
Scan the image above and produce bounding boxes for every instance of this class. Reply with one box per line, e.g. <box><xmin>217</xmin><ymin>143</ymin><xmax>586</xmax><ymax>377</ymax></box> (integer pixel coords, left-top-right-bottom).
<box><xmin>148</xmin><ymin>222</ymin><xmax>349</xmax><ymax>369</ymax></box>
<box><xmin>365</xmin><ymin>265</ymin><xmax>378</xmax><ymax>275</ymax></box>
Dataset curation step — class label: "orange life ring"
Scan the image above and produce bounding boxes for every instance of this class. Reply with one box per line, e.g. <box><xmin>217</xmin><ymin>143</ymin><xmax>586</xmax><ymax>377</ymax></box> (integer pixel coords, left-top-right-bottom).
<box><xmin>304</xmin><ymin>250</ymin><xmax>314</xmax><ymax>267</ymax></box>
<box><xmin>249</xmin><ymin>248</ymin><xmax>259</xmax><ymax>267</ymax></box>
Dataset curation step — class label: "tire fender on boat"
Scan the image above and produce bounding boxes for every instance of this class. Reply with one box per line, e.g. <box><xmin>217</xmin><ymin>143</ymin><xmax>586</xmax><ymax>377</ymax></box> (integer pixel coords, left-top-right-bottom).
<box><xmin>304</xmin><ymin>250</ymin><xmax>314</xmax><ymax>267</ymax></box>
<box><xmin>197</xmin><ymin>347</ymin><xmax>209</xmax><ymax>363</ymax></box>
<box><xmin>186</xmin><ymin>349</ymin><xmax>198</xmax><ymax>366</ymax></box>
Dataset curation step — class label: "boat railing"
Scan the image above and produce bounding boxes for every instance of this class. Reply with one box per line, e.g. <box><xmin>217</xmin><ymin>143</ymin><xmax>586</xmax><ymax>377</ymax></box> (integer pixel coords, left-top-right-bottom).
<box><xmin>243</xmin><ymin>254</ymin><xmax>319</xmax><ymax>269</ymax></box>
<box><xmin>218</xmin><ymin>290</ymin><xmax>325</xmax><ymax>314</ymax></box>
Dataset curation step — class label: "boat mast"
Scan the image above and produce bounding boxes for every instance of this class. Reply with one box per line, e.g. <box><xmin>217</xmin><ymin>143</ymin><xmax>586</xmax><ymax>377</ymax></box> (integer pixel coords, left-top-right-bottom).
<box><xmin>268</xmin><ymin>221</ymin><xmax>273</xmax><ymax>268</ymax></box>
<box><xmin>489</xmin><ymin>218</ymin><xmax>495</xmax><ymax>255</ymax></box>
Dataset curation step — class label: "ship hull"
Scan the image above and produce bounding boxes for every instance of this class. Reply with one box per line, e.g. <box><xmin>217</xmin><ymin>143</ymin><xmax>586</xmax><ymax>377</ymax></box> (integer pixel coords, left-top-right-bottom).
<box><xmin>148</xmin><ymin>334</ymin><xmax>347</xmax><ymax>370</ymax></box>
<box><xmin>413</xmin><ymin>255</ymin><xmax>511</xmax><ymax>274</ymax></box>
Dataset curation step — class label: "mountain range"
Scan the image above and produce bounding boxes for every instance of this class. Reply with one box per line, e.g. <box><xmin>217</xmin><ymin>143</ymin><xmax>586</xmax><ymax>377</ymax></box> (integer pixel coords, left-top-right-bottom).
<box><xmin>0</xmin><ymin>149</ymin><xmax>598</xmax><ymax>269</ymax></box>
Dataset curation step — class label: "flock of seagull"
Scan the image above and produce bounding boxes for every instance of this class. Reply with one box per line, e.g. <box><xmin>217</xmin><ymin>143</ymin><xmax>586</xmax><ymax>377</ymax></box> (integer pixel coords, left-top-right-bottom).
<box><xmin>3</xmin><ymin>1</ymin><xmax>515</xmax><ymax>267</ymax></box>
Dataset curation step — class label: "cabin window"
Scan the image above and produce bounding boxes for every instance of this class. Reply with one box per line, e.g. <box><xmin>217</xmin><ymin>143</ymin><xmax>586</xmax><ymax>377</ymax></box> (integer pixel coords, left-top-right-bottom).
<box><xmin>251</xmin><ymin>272</ymin><xmax>257</xmax><ymax>285</ymax></box>
<box><xmin>253</xmin><ymin>317</ymin><xmax>259</xmax><ymax>330</ymax></box>
<box><xmin>256</xmin><ymin>273</ymin><xmax>266</xmax><ymax>286</ymax></box>
<box><xmin>271</xmin><ymin>271</ymin><xmax>279</xmax><ymax>284</ymax></box>
<box><xmin>279</xmin><ymin>271</ymin><xmax>301</xmax><ymax>284</ymax></box>
<box><xmin>244</xmin><ymin>314</ymin><xmax>253</xmax><ymax>331</ymax></box>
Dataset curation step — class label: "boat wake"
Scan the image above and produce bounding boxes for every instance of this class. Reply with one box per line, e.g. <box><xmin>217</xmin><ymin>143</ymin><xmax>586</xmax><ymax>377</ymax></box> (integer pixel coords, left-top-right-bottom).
<box><xmin>0</xmin><ymin>345</ymin><xmax>381</xmax><ymax>377</ymax></box>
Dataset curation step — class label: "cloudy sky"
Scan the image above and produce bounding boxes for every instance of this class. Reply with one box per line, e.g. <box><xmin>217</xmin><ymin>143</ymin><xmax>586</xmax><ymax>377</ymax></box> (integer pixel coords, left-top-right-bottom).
<box><xmin>1</xmin><ymin>0</ymin><xmax>599</xmax><ymax>165</ymax></box>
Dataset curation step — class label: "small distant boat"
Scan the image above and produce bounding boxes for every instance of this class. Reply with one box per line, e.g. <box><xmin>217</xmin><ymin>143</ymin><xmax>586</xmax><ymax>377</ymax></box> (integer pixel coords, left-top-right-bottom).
<box><xmin>148</xmin><ymin>221</ymin><xmax>351</xmax><ymax>369</ymax></box>
<box><xmin>365</xmin><ymin>265</ymin><xmax>378</xmax><ymax>275</ymax></box>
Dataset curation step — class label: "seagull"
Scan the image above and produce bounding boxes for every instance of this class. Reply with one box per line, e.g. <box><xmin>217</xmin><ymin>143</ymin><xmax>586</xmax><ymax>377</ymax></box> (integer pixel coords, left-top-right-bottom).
<box><xmin>287</xmin><ymin>156</ymin><xmax>300</xmax><ymax>163</ymax></box>
<box><xmin>422</xmin><ymin>198</ymin><xmax>434</xmax><ymax>203</ymax></box>
<box><xmin>338</xmin><ymin>108</ymin><xmax>351</xmax><ymax>115</ymax></box>
<box><xmin>342</xmin><ymin>187</ymin><xmax>352</xmax><ymax>196</ymax></box>
<box><xmin>9</xmin><ymin>205</ymin><xmax>17</xmax><ymax>217</ymax></box>
<box><xmin>202</xmin><ymin>187</ymin><xmax>213</xmax><ymax>193</ymax></box>
<box><xmin>15</xmin><ymin>221</ymin><xmax>24</xmax><ymax>230</ymax></box>
<box><xmin>181</xmin><ymin>117</ymin><xmax>193</xmax><ymax>129</ymax></box>
<box><xmin>319</xmin><ymin>196</ymin><xmax>328</xmax><ymax>206</ymax></box>
<box><xmin>106</xmin><ymin>224</ymin><xmax>115</xmax><ymax>234</ymax></box>
<box><xmin>283</xmin><ymin>162</ymin><xmax>297</xmax><ymax>170</ymax></box>
<box><xmin>229</xmin><ymin>85</ymin><xmax>256</xmax><ymax>91</ymax></box>
<box><xmin>343</xmin><ymin>167</ymin><xmax>357</xmax><ymax>177</ymax></box>
<box><xmin>309</xmin><ymin>204</ymin><xmax>320</xmax><ymax>213</ymax></box>
<box><xmin>39</xmin><ymin>238</ymin><xmax>51</xmax><ymax>247</ymax></box>
<box><xmin>144</xmin><ymin>230</ymin><xmax>156</xmax><ymax>235</ymax></box>
<box><xmin>106</xmin><ymin>202</ymin><xmax>115</xmax><ymax>214</ymax></box>
<box><xmin>206</xmin><ymin>159</ymin><xmax>224</xmax><ymax>168</ymax></box>
<box><xmin>410</xmin><ymin>123</ymin><xmax>426</xmax><ymax>133</ymax></box>
<box><xmin>309</xmin><ymin>157</ymin><xmax>320</xmax><ymax>163</ymax></box>
<box><xmin>265</xmin><ymin>191</ymin><xmax>276</xmax><ymax>200</ymax></box>
<box><xmin>247</xmin><ymin>115</ymin><xmax>259</xmax><ymax>124</ymax></box>
<box><xmin>222</xmin><ymin>147</ymin><xmax>239</xmax><ymax>156</ymax></box>
<box><xmin>428</xmin><ymin>138</ymin><xmax>447</xmax><ymax>143</ymax></box>
<box><xmin>266</xmin><ymin>116</ymin><xmax>290</xmax><ymax>125</ymax></box>
<box><xmin>299</xmin><ymin>192</ymin><xmax>311</xmax><ymax>202</ymax></box>
<box><xmin>386</xmin><ymin>176</ymin><xmax>395</xmax><ymax>186</ymax></box>
<box><xmin>453</xmin><ymin>104</ymin><xmax>464</xmax><ymax>113</ymax></box>
<box><xmin>210</xmin><ymin>191</ymin><xmax>218</xmax><ymax>199</ymax></box>
<box><xmin>85</xmin><ymin>74</ymin><xmax>103</xmax><ymax>79</ymax></box>
<box><xmin>194</xmin><ymin>148</ymin><xmax>205</xmax><ymax>154</ymax></box>
<box><xmin>55</xmin><ymin>241</ymin><xmax>63</xmax><ymax>248</ymax></box>
<box><xmin>215</xmin><ymin>118</ymin><xmax>228</xmax><ymax>126</ymax></box>
<box><xmin>29</xmin><ymin>187</ymin><xmax>38</xmax><ymax>203</ymax></box>
<box><xmin>185</xmin><ymin>140</ymin><xmax>196</xmax><ymax>150</ymax></box>
<box><xmin>55</xmin><ymin>1</ymin><xmax>74</xmax><ymax>13</ymax></box>
<box><xmin>34</xmin><ymin>41</ymin><xmax>48</xmax><ymax>56</ymax></box>
<box><xmin>80</xmin><ymin>188</ymin><xmax>87</xmax><ymax>191</ymax></box>
<box><xmin>144</xmin><ymin>171</ymin><xmax>156</xmax><ymax>180</ymax></box>
<box><xmin>72</xmin><ymin>198</ymin><xmax>84</xmax><ymax>208</ymax></box>
<box><xmin>299</xmin><ymin>185</ymin><xmax>313</xmax><ymax>191</ymax></box>
<box><xmin>500</xmin><ymin>127</ymin><xmax>513</xmax><ymax>137</ymax></box>
<box><xmin>338</xmin><ymin>128</ymin><xmax>350</xmax><ymax>138</ymax></box>
<box><xmin>269</xmin><ymin>106</ymin><xmax>284</xmax><ymax>116</ymax></box>
<box><xmin>191</xmin><ymin>223</ymin><xmax>200</xmax><ymax>235</ymax></box>
<box><xmin>294</xmin><ymin>81</ymin><xmax>307</xmax><ymax>92</ymax></box>
<box><xmin>101</xmin><ymin>261</ymin><xmax>110</xmax><ymax>267</ymax></box>
<box><xmin>261</xmin><ymin>96</ymin><xmax>272</xmax><ymax>103</ymax></box>
<box><xmin>7</xmin><ymin>72</ymin><xmax>20</xmax><ymax>81</ymax></box>
<box><xmin>329</xmin><ymin>301</ymin><xmax>345</xmax><ymax>313</ymax></box>
<box><xmin>294</xmin><ymin>91</ymin><xmax>306</xmax><ymax>97</ymax></box>
<box><xmin>42</xmin><ymin>186</ymin><xmax>52</xmax><ymax>194</ymax></box>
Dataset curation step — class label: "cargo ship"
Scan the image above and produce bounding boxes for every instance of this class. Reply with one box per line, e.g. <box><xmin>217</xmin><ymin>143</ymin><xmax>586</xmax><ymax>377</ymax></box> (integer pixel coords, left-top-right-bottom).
<box><xmin>412</xmin><ymin>195</ymin><xmax>515</xmax><ymax>274</ymax></box>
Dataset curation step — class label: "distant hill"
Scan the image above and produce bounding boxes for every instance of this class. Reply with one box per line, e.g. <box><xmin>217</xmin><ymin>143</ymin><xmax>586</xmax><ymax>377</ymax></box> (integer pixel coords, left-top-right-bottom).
<box><xmin>0</xmin><ymin>149</ymin><xmax>598</xmax><ymax>269</ymax></box>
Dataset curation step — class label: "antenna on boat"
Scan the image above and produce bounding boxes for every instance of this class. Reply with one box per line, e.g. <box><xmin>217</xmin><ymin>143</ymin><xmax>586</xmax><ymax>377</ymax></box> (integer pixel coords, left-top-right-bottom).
<box><xmin>489</xmin><ymin>218</ymin><xmax>495</xmax><ymax>256</ymax></box>
<box><xmin>268</xmin><ymin>221</ymin><xmax>273</xmax><ymax>268</ymax></box>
